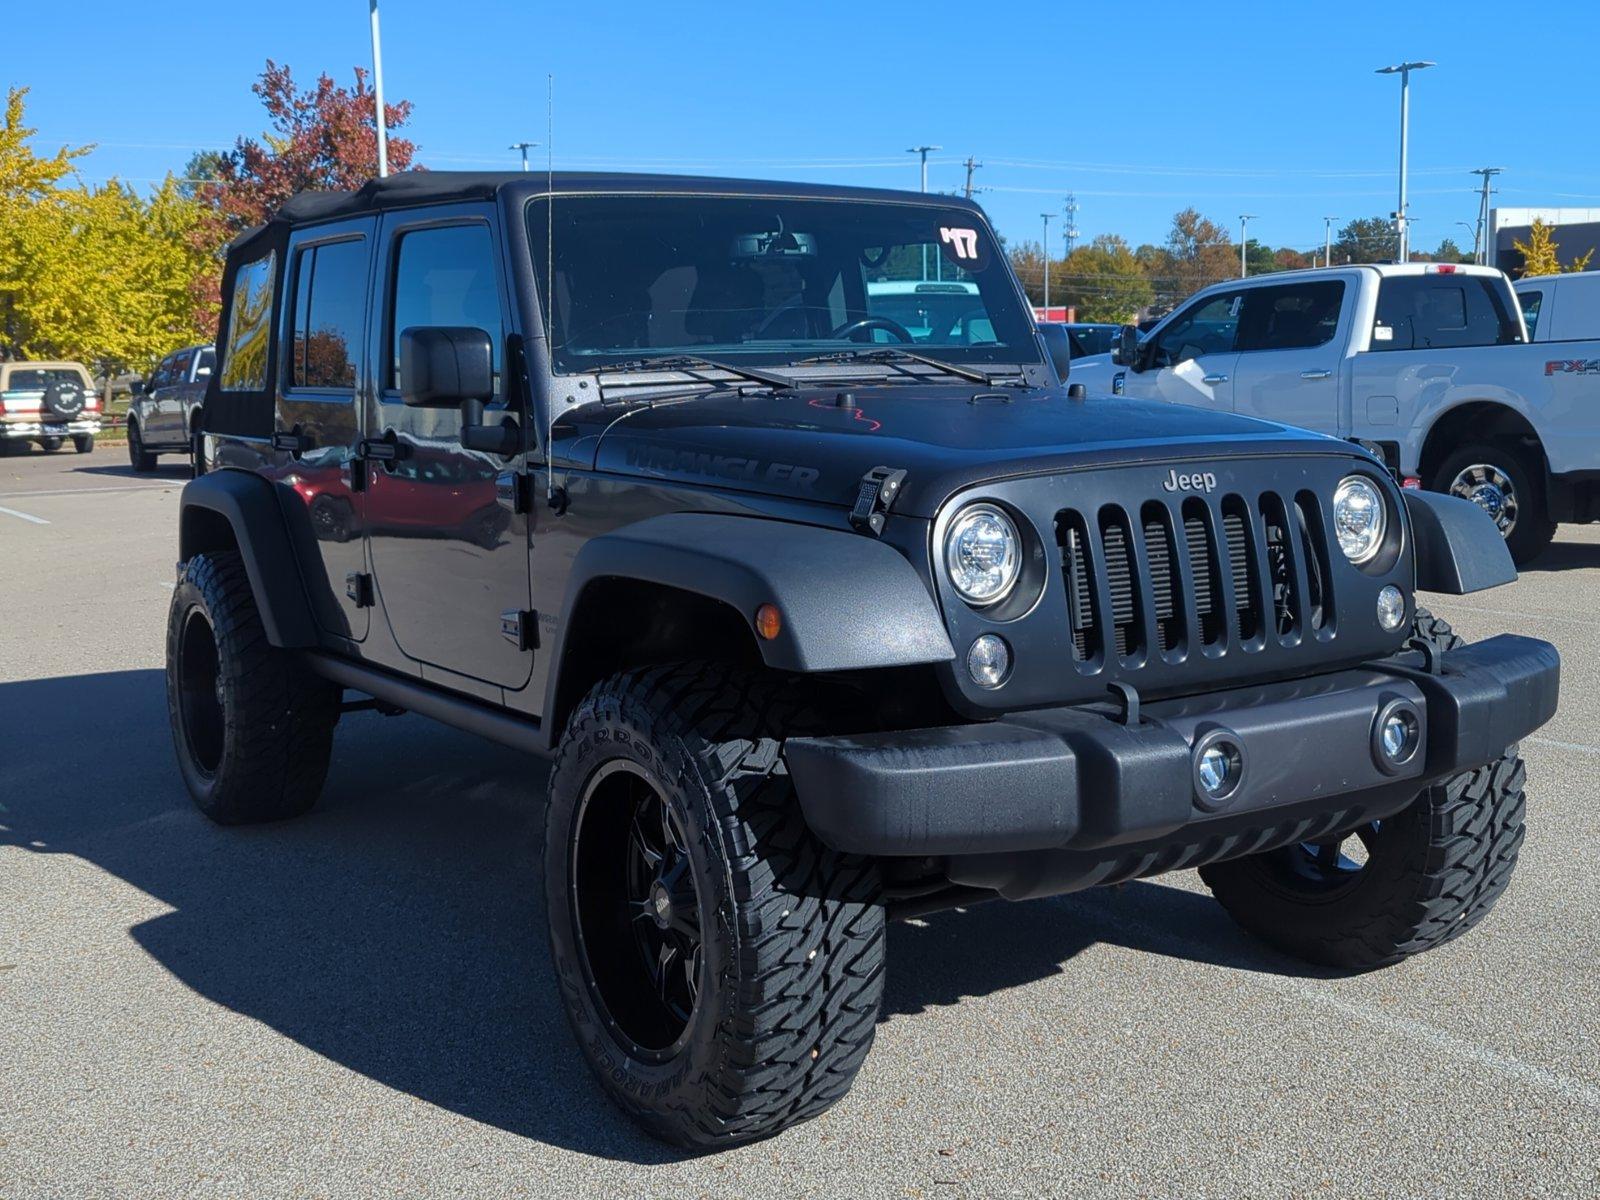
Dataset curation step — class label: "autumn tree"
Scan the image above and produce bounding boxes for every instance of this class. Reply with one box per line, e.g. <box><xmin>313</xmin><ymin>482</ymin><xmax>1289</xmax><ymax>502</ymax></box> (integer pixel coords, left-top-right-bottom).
<box><xmin>1056</xmin><ymin>234</ymin><xmax>1153</xmax><ymax>323</ymax></box>
<box><xmin>1512</xmin><ymin>218</ymin><xmax>1595</xmax><ymax>278</ymax></box>
<box><xmin>1163</xmin><ymin>208</ymin><xmax>1235</xmax><ymax>301</ymax></box>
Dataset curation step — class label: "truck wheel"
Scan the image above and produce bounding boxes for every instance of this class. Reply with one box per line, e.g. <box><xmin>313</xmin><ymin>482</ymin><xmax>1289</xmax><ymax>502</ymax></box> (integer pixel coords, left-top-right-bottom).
<box><xmin>72</xmin><ymin>434</ymin><xmax>95</xmax><ymax>454</ymax></box>
<box><xmin>166</xmin><ymin>550</ymin><xmax>339</xmax><ymax>825</ymax></box>
<box><xmin>39</xmin><ymin>436</ymin><xmax>63</xmax><ymax>452</ymax></box>
<box><xmin>542</xmin><ymin>663</ymin><xmax>886</xmax><ymax>1148</ymax></box>
<box><xmin>1199</xmin><ymin>609</ymin><xmax>1526</xmax><ymax>971</ymax></box>
<box><xmin>1431</xmin><ymin>443</ymin><xmax>1554</xmax><ymax>565</ymax></box>
<box><xmin>127</xmin><ymin>421</ymin><xmax>156</xmax><ymax>471</ymax></box>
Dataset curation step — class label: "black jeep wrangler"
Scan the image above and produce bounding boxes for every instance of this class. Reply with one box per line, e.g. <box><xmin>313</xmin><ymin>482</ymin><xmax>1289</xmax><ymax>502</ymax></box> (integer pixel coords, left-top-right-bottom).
<box><xmin>167</xmin><ymin>172</ymin><xmax>1559</xmax><ymax>1148</ymax></box>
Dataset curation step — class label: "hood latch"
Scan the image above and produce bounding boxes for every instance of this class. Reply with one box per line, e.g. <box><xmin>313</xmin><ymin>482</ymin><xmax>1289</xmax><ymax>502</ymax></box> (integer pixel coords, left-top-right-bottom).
<box><xmin>849</xmin><ymin>465</ymin><xmax>907</xmax><ymax>537</ymax></box>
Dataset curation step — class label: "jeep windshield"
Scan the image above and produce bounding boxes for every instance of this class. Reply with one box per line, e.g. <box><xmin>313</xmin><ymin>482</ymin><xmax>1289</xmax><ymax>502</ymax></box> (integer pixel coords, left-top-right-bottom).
<box><xmin>527</xmin><ymin>195</ymin><xmax>1039</xmax><ymax>377</ymax></box>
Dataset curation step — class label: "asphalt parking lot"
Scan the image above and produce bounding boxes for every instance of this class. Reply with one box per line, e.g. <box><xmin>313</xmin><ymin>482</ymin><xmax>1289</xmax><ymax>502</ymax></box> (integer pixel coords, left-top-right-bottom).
<box><xmin>2</xmin><ymin>444</ymin><xmax>1597</xmax><ymax>1199</ymax></box>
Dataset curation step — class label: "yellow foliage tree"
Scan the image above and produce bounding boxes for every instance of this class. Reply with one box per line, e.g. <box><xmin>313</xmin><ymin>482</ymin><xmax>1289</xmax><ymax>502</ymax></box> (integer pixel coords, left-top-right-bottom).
<box><xmin>0</xmin><ymin>87</ymin><xmax>213</xmax><ymax>381</ymax></box>
<box><xmin>1513</xmin><ymin>218</ymin><xmax>1595</xmax><ymax>278</ymax></box>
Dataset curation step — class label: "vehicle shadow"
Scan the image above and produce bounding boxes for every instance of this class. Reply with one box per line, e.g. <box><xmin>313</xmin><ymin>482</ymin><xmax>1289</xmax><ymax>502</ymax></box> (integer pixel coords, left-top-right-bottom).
<box><xmin>69</xmin><ymin>461</ymin><xmax>194</xmax><ymax>481</ymax></box>
<box><xmin>0</xmin><ymin>668</ymin><xmax>1299</xmax><ymax>1162</ymax></box>
<box><xmin>1516</xmin><ymin>536</ymin><xmax>1600</xmax><ymax>573</ymax></box>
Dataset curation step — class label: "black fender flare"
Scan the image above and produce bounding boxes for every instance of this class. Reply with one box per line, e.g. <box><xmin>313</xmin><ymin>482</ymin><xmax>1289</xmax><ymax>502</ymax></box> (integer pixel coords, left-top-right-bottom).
<box><xmin>544</xmin><ymin>510</ymin><xmax>954</xmax><ymax>695</ymax></box>
<box><xmin>1403</xmin><ymin>489</ymin><xmax>1516</xmax><ymax>594</ymax></box>
<box><xmin>178</xmin><ymin>470</ymin><xmax>318</xmax><ymax>646</ymax></box>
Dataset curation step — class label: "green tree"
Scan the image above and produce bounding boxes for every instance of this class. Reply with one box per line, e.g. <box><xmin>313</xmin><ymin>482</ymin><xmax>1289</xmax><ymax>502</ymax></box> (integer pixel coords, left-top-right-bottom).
<box><xmin>1056</xmin><ymin>234</ymin><xmax>1152</xmax><ymax>323</ymax></box>
<box><xmin>1163</xmin><ymin>208</ymin><xmax>1235</xmax><ymax>301</ymax></box>
<box><xmin>1330</xmin><ymin>217</ymin><xmax>1396</xmax><ymax>265</ymax></box>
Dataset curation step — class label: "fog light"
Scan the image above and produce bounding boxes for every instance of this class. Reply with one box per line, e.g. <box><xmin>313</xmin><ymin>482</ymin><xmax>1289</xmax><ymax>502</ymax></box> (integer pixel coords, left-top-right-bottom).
<box><xmin>966</xmin><ymin>634</ymin><xmax>1010</xmax><ymax>688</ymax></box>
<box><xmin>1371</xmin><ymin>699</ymin><xmax>1422</xmax><ymax>774</ymax></box>
<box><xmin>1376</xmin><ymin>584</ymin><xmax>1406</xmax><ymax>631</ymax></box>
<box><xmin>1191</xmin><ymin>729</ymin><xmax>1246</xmax><ymax>809</ymax></box>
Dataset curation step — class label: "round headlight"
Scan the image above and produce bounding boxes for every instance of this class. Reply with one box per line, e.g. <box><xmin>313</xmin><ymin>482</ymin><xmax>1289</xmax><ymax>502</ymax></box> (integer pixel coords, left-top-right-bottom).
<box><xmin>1333</xmin><ymin>475</ymin><xmax>1386</xmax><ymax>564</ymax></box>
<box><xmin>944</xmin><ymin>503</ymin><xmax>1021</xmax><ymax>606</ymax></box>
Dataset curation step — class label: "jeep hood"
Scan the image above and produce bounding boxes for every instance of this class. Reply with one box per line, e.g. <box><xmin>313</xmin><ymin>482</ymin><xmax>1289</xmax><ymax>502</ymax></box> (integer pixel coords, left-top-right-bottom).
<box><xmin>570</xmin><ymin>385</ymin><xmax>1347</xmax><ymax>519</ymax></box>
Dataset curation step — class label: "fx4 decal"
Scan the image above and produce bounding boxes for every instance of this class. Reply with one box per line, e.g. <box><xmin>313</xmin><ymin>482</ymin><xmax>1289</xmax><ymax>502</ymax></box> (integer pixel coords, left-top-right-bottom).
<box><xmin>1545</xmin><ymin>359</ymin><xmax>1600</xmax><ymax>376</ymax></box>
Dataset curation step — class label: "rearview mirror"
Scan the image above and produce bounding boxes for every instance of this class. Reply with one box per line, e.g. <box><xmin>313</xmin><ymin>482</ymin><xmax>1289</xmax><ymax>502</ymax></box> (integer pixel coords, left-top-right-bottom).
<box><xmin>1113</xmin><ymin>325</ymin><xmax>1142</xmax><ymax>371</ymax></box>
<box><xmin>399</xmin><ymin>326</ymin><xmax>494</xmax><ymax>408</ymax></box>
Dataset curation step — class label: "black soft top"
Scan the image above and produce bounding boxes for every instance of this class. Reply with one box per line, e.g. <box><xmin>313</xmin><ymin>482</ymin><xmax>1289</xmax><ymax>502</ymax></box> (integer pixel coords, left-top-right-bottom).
<box><xmin>230</xmin><ymin>171</ymin><xmax>985</xmax><ymax>252</ymax></box>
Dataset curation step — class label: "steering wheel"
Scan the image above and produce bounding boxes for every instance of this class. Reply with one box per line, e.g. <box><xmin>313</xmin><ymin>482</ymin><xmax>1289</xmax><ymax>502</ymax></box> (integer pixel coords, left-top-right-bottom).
<box><xmin>828</xmin><ymin>316</ymin><xmax>914</xmax><ymax>344</ymax></box>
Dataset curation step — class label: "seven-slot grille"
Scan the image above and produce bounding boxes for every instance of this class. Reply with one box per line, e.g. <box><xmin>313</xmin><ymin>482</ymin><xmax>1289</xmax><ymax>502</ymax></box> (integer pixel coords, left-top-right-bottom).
<box><xmin>1058</xmin><ymin>490</ymin><xmax>1332</xmax><ymax>668</ymax></box>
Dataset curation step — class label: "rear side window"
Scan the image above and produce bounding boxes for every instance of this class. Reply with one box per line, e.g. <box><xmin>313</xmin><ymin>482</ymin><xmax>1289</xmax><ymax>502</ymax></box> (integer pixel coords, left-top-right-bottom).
<box><xmin>1238</xmin><ymin>280</ymin><xmax>1344</xmax><ymax>351</ymax></box>
<box><xmin>1371</xmin><ymin>275</ymin><xmax>1521</xmax><ymax>351</ymax></box>
<box><xmin>289</xmin><ymin>238</ymin><xmax>368</xmax><ymax>389</ymax></box>
<box><xmin>389</xmin><ymin>224</ymin><xmax>504</xmax><ymax>392</ymax></box>
<box><xmin>219</xmin><ymin>253</ymin><xmax>276</xmax><ymax>391</ymax></box>
<box><xmin>1518</xmin><ymin>290</ymin><xmax>1543</xmax><ymax>339</ymax></box>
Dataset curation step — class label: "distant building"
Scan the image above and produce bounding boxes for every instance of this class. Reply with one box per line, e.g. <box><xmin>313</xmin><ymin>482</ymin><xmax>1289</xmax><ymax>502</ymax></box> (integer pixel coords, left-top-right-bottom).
<box><xmin>1489</xmin><ymin>207</ymin><xmax>1600</xmax><ymax>276</ymax></box>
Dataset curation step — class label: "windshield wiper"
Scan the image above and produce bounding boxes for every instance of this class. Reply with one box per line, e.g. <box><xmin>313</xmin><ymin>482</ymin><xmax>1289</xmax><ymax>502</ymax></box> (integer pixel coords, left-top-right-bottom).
<box><xmin>592</xmin><ymin>354</ymin><xmax>797</xmax><ymax>391</ymax></box>
<box><xmin>794</xmin><ymin>347</ymin><xmax>1022</xmax><ymax>387</ymax></box>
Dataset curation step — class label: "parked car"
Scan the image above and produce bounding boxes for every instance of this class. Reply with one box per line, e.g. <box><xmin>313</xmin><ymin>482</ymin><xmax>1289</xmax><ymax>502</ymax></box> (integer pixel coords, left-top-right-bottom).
<box><xmin>127</xmin><ymin>343</ymin><xmax>214</xmax><ymax>472</ymax></box>
<box><xmin>1513</xmin><ymin>269</ymin><xmax>1600</xmax><ymax>342</ymax></box>
<box><xmin>169</xmin><ymin>172</ymin><xmax>1556</xmax><ymax>1149</ymax></box>
<box><xmin>0</xmin><ymin>361</ymin><xmax>101</xmax><ymax>454</ymax></box>
<box><xmin>862</xmin><ymin>279</ymin><xmax>995</xmax><ymax>343</ymax></box>
<box><xmin>1085</xmin><ymin>262</ymin><xmax>1600</xmax><ymax>562</ymax></box>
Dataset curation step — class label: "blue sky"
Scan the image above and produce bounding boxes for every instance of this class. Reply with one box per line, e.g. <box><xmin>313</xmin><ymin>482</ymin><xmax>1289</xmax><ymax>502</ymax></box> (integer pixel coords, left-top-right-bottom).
<box><xmin>11</xmin><ymin>0</ymin><xmax>1598</xmax><ymax>255</ymax></box>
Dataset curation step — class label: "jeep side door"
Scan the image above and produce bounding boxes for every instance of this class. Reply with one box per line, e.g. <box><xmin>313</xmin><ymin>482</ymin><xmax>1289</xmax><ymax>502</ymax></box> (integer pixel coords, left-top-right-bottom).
<box><xmin>1229</xmin><ymin>277</ymin><xmax>1348</xmax><ymax>436</ymax></box>
<box><xmin>1124</xmin><ymin>289</ymin><xmax>1242</xmax><ymax>412</ymax></box>
<box><xmin>276</xmin><ymin>217</ymin><xmax>375</xmax><ymax>642</ymax></box>
<box><xmin>363</xmin><ymin>204</ymin><xmax>532</xmax><ymax>696</ymax></box>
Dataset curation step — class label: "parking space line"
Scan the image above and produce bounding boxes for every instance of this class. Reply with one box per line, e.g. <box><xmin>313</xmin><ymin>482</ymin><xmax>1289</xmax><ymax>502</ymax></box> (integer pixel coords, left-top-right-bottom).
<box><xmin>0</xmin><ymin>483</ymin><xmax>177</xmax><ymax>500</ymax></box>
<box><xmin>1528</xmin><ymin>734</ymin><xmax>1600</xmax><ymax>756</ymax></box>
<box><xmin>1431</xmin><ymin>601</ymin><xmax>1600</xmax><ymax>630</ymax></box>
<box><xmin>0</xmin><ymin>504</ymin><xmax>49</xmax><ymax>525</ymax></box>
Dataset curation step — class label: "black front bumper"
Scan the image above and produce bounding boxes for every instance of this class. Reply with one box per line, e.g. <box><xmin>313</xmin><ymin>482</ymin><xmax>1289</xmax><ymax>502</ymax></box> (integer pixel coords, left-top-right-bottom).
<box><xmin>787</xmin><ymin>635</ymin><xmax>1558</xmax><ymax>870</ymax></box>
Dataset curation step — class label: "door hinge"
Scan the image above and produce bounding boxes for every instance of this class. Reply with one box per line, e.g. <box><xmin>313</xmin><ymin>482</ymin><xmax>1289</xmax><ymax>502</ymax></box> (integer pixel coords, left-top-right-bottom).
<box><xmin>848</xmin><ymin>465</ymin><xmax>908</xmax><ymax>536</ymax></box>
<box><xmin>501</xmin><ymin>609</ymin><xmax>539</xmax><ymax>651</ymax></box>
<box><xmin>345</xmin><ymin>572</ymin><xmax>375</xmax><ymax>608</ymax></box>
<box><xmin>272</xmin><ymin>427</ymin><xmax>307</xmax><ymax>456</ymax></box>
<box><xmin>496</xmin><ymin>470</ymin><xmax>534</xmax><ymax>514</ymax></box>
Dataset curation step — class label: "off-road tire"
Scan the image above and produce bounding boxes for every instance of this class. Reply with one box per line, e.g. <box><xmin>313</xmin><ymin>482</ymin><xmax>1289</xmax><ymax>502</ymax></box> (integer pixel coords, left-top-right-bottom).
<box><xmin>166</xmin><ymin>550</ymin><xmax>339</xmax><ymax>824</ymax></box>
<box><xmin>127</xmin><ymin>422</ymin><xmax>156</xmax><ymax>471</ymax></box>
<box><xmin>541</xmin><ymin>662</ymin><xmax>886</xmax><ymax>1148</ymax></box>
<box><xmin>1431</xmin><ymin>441</ymin><xmax>1555</xmax><ymax>565</ymax></box>
<box><xmin>72</xmin><ymin>434</ymin><xmax>94</xmax><ymax>454</ymax></box>
<box><xmin>1200</xmin><ymin>609</ymin><xmax>1526</xmax><ymax>971</ymax></box>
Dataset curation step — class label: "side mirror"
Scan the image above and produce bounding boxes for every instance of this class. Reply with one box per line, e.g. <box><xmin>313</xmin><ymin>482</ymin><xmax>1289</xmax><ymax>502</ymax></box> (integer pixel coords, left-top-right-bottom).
<box><xmin>1113</xmin><ymin>325</ymin><xmax>1142</xmax><ymax>371</ymax></box>
<box><xmin>194</xmin><ymin>365</ymin><xmax>212</xmax><ymax>379</ymax></box>
<box><xmin>399</xmin><ymin>325</ymin><xmax>519</xmax><ymax>456</ymax></box>
<box><xmin>1036</xmin><ymin>323</ymin><xmax>1072</xmax><ymax>383</ymax></box>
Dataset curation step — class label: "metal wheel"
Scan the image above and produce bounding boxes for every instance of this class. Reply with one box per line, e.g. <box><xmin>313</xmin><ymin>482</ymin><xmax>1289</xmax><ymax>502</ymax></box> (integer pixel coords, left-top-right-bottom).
<box><xmin>1278</xmin><ymin>822</ymin><xmax>1383</xmax><ymax>898</ymax></box>
<box><xmin>175</xmin><ymin>607</ymin><xmax>225</xmax><ymax>778</ymax></box>
<box><xmin>1448</xmin><ymin>462</ymin><xmax>1519</xmax><ymax>537</ymax></box>
<box><xmin>570</xmin><ymin>760</ymin><xmax>704</xmax><ymax>1060</ymax></box>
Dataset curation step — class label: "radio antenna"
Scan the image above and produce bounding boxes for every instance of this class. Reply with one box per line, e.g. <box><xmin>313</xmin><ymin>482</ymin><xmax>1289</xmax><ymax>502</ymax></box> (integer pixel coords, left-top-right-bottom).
<box><xmin>545</xmin><ymin>72</ymin><xmax>555</xmax><ymax>503</ymax></box>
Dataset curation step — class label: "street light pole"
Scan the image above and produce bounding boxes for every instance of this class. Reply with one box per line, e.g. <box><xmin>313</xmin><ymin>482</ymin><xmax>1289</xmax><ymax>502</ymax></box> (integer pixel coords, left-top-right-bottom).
<box><xmin>1239</xmin><ymin>214</ymin><xmax>1256</xmax><ymax>278</ymax></box>
<box><xmin>907</xmin><ymin>144</ymin><xmax>941</xmax><ymax>279</ymax></box>
<box><xmin>1324</xmin><ymin>216</ymin><xmax>1338</xmax><ymax>268</ymax></box>
<box><xmin>1041</xmin><ymin>213</ymin><xmax>1054</xmax><ymax>313</ymax></box>
<box><xmin>369</xmin><ymin>0</ymin><xmax>389</xmax><ymax>177</ymax></box>
<box><xmin>1376</xmin><ymin>60</ymin><xmax>1435</xmax><ymax>262</ymax></box>
<box><xmin>510</xmin><ymin>141</ymin><xmax>539</xmax><ymax>171</ymax></box>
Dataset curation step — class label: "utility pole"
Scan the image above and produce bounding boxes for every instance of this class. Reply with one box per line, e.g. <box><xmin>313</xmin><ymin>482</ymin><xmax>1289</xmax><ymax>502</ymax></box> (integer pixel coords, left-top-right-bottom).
<box><xmin>1470</xmin><ymin>167</ymin><xmax>1503</xmax><ymax>266</ymax></box>
<box><xmin>1323</xmin><ymin>216</ymin><xmax>1338</xmax><ymax>268</ymax></box>
<box><xmin>1041</xmin><ymin>213</ymin><xmax>1054</xmax><ymax>314</ymax></box>
<box><xmin>962</xmin><ymin>155</ymin><xmax>982</xmax><ymax>199</ymax></box>
<box><xmin>1239</xmin><ymin>214</ymin><xmax>1256</xmax><ymax>278</ymax></box>
<box><xmin>369</xmin><ymin>0</ymin><xmax>388</xmax><ymax>177</ymax></box>
<box><xmin>1064</xmin><ymin>193</ymin><xmax>1080</xmax><ymax>257</ymax></box>
<box><xmin>1376</xmin><ymin>60</ymin><xmax>1435</xmax><ymax>262</ymax></box>
<box><xmin>510</xmin><ymin>141</ymin><xmax>539</xmax><ymax>172</ymax></box>
<box><xmin>908</xmin><ymin>145</ymin><xmax>941</xmax><ymax>279</ymax></box>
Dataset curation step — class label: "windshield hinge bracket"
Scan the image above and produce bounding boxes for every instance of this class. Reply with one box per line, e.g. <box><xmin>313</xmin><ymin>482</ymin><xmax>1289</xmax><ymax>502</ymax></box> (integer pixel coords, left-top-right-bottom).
<box><xmin>849</xmin><ymin>466</ymin><xmax>908</xmax><ymax>537</ymax></box>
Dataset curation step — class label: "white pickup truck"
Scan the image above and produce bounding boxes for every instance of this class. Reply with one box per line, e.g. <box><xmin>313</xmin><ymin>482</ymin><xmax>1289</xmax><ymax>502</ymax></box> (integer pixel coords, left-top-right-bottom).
<box><xmin>1072</xmin><ymin>263</ymin><xmax>1600</xmax><ymax>563</ymax></box>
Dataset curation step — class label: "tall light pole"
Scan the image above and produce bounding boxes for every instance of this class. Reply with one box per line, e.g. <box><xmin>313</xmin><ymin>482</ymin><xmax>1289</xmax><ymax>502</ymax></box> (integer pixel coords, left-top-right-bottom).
<box><xmin>1239</xmin><ymin>214</ymin><xmax>1256</xmax><ymax>277</ymax></box>
<box><xmin>1376</xmin><ymin>60</ymin><xmax>1435</xmax><ymax>262</ymax></box>
<box><xmin>510</xmin><ymin>141</ymin><xmax>539</xmax><ymax>171</ymax></box>
<box><xmin>1323</xmin><ymin>215</ymin><xmax>1338</xmax><ymax>267</ymax></box>
<box><xmin>908</xmin><ymin>145</ymin><xmax>941</xmax><ymax>279</ymax></box>
<box><xmin>1470</xmin><ymin>167</ymin><xmax>1502</xmax><ymax>266</ymax></box>
<box><xmin>1041</xmin><ymin>213</ymin><xmax>1054</xmax><ymax>313</ymax></box>
<box><xmin>369</xmin><ymin>0</ymin><xmax>389</xmax><ymax>177</ymax></box>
